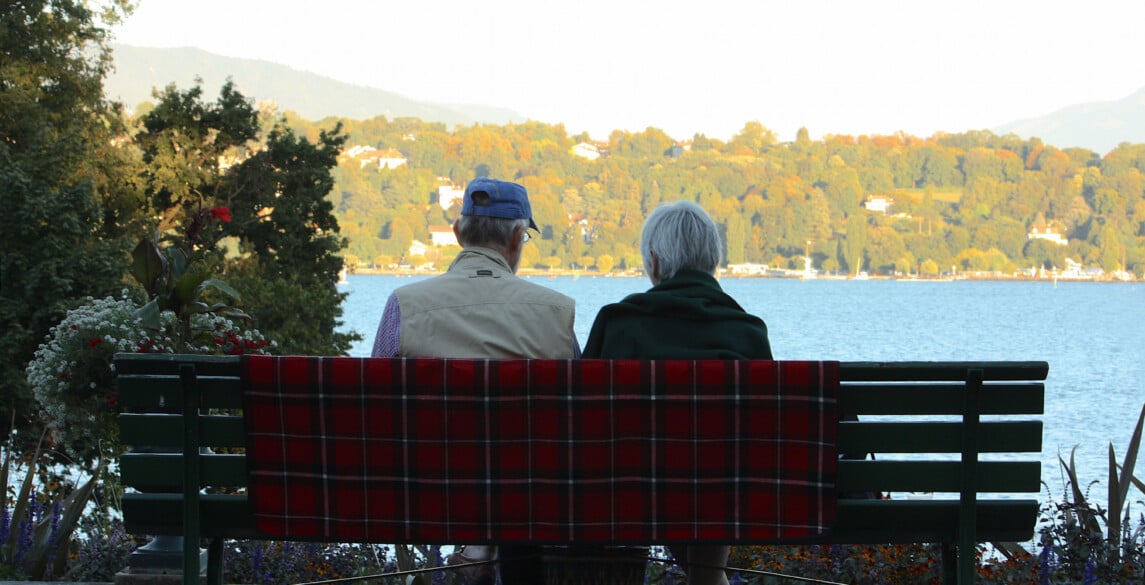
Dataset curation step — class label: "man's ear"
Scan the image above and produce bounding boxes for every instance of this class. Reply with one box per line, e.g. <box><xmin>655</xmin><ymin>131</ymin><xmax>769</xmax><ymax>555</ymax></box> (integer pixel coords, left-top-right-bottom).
<box><xmin>508</xmin><ymin>225</ymin><xmax>525</xmax><ymax>253</ymax></box>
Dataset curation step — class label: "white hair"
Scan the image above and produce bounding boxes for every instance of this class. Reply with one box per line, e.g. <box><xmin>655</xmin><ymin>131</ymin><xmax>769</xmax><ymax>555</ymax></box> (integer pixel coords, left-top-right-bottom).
<box><xmin>455</xmin><ymin>215</ymin><xmax>530</xmax><ymax>247</ymax></box>
<box><xmin>641</xmin><ymin>201</ymin><xmax>722</xmax><ymax>281</ymax></box>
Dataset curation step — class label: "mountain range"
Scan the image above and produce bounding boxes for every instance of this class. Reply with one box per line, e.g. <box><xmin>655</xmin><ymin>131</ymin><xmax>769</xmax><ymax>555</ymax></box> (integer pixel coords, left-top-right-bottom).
<box><xmin>992</xmin><ymin>87</ymin><xmax>1145</xmax><ymax>155</ymax></box>
<box><xmin>105</xmin><ymin>45</ymin><xmax>523</xmax><ymax>128</ymax></box>
<box><xmin>106</xmin><ymin>45</ymin><xmax>1145</xmax><ymax>154</ymax></box>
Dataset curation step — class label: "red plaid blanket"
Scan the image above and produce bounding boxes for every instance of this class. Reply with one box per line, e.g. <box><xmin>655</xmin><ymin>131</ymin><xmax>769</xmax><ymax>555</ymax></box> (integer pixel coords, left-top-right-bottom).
<box><xmin>243</xmin><ymin>357</ymin><xmax>837</xmax><ymax>543</ymax></box>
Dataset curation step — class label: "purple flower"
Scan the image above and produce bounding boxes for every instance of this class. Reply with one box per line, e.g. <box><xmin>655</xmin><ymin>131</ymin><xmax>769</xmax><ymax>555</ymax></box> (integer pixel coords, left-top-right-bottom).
<box><xmin>1037</xmin><ymin>539</ymin><xmax>1056</xmax><ymax>585</ymax></box>
<box><xmin>41</xmin><ymin>501</ymin><xmax>62</xmax><ymax>579</ymax></box>
<box><xmin>1083</xmin><ymin>557</ymin><xmax>1097</xmax><ymax>585</ymax></box>
<box><xmin>0</xmin><ymin>504</ymin><xmax>10</xmax><ymax>546</ymax></box>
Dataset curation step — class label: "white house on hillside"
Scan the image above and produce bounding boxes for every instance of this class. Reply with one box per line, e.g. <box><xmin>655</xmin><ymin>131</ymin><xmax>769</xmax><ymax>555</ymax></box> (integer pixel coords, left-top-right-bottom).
<box><xmin>374</xmin><ymin>148</ymin><xmax>407</xmax><ymax>169</ymax></box>
<box><xmin>571</xmin><ymin>142</ymin><xmax>601</xmax><ymax>160</ymax></box>
<box><xmin>429</xmin><ymin>225</ymin><xmax>458</xmax><ymax>247</ymax></box>
<box><xmin>863</xmin><ymin>195</ymin><xmax>893</xmax><ymax>214</ymax></box>
<box><xmin>342</xmin><ymin>146</ymin><xmax>407</xmax><ymax>169</ymax></box>
<box><xmin>1027</xmin><ymin>225</ymin><xmax>1068</xmax><ymax>246</ymax></box>
<box><xmin>438</xmin><ymin>184</ymin><xmax>464</xmax><ymax>210</ymax></box>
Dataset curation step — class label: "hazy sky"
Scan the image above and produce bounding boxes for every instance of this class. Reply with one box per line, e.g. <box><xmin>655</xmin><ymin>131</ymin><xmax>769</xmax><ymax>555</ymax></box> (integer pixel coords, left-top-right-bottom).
<box><xmin>111</xmin><ymin>0</ymin><xmax>1145</xmax><ymax>142</ymax></box>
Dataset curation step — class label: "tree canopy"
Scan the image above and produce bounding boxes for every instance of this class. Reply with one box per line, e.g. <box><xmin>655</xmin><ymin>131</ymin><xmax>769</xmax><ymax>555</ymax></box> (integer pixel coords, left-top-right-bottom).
<box><xmin>309</xmin><ymin>114</ymin><xmax>1145</xmax><ymax>278</ymax></box>
<box><xmin>2</xmin><ymin>2</ymin><xmax>356</xmax><ymax>445</ymax></box>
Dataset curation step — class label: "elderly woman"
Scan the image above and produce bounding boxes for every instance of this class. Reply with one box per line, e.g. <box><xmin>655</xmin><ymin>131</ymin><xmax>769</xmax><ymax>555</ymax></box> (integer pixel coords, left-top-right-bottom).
<box><xmin>582</xmin><ymin>200</ymin><xmax>773</xmax><ymax>585</ymax></box>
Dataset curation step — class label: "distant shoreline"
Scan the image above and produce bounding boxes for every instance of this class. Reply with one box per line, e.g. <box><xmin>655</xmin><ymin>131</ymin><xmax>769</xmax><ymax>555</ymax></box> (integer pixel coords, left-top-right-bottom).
<box><xmin>346</xmin><ymin>267</ymin><xmax>1137</xmax><ymax>283</ymax></box>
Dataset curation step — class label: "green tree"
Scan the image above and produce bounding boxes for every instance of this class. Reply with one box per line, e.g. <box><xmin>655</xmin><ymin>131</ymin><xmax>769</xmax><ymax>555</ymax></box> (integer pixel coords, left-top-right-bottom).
<box><xmin>920</xmin><ymin>259</ymin><xmax>939</xmax><ymax>276</ymax></box>
<box><xmin>542</xmin><ymin>255</ymin><xmax>563</xmax><ymax>270</ymax></box>
<box><xmin>596</xmin><ymin>254</ymin><xmax>615</xmax><ymax>274</ymax></box>
<box><xmin>843</xmin><ymin>217</ymin><xmax>868</xmax><ymax>274</ymax></box>
<box><xmin>795</xmin><ymin>127</ymin><xmax>812</xmax><ymax>151</ymax></box>
<box><xmin>137</xmin><ymin>83</ymin><xmax>358</xmax><ymax>356</ymax></box>
<box><xmin>0</xmin><ymin>0</ymin><xmax>137</xmax><ymax>442</ymax></box>
<box><xmin>725</xmin><ymin>213</ymin><xmax>748</xmax><ymax>264</ymax></box>
<box><xmin>1023</xmin><ymin>238</ymin><xmax>1067</xmax><ymax>270</ymax></box>
<box><xmin>225</xmin><ymin>125</ymin><xmax>359</xmax><ymax>354</ymax></box>
<box><xmin>867</xmin><ymin>226</ymin><xmax>907</xmax><ymax>273</ymax></box>
<box><xmin>724</xmin><ymin>121</ymin><xmax>777</xmax><ymax>155</ymax></box>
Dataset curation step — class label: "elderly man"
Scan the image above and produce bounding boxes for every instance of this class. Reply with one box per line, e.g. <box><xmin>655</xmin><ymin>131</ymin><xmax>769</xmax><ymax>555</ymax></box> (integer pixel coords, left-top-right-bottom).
<box><xmin>372</xmin><ymin>177</ymin><xmax>578</xmax><ymax>585</ymax></box>
<box><xmin>373</xmin><ymin>177</ymin><xmax>578</xmax><ymax>359</ymax></box>
<box><xmin>582</xmin><ymin>200</ymin><xmax>773</xmax><ymax>585</ymax></box>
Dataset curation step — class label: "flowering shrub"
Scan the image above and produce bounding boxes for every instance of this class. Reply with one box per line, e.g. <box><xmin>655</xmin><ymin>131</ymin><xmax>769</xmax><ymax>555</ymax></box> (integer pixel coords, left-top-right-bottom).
<box><xmin>25</xmin><ymin>291</ymin><xmax>272</xmax><ymax>465</ymax></box>
<box><xmin>223</xmin><ymin>541</ymin><xmax>397</xmax><ymax>585</ymax></box>
<box><xmin>1</xmin><ymin>429</ymin><xmax>102</xmax><ymax>581</ymax></box>
<box><xmin>65</xmin><ymin>517</ymin><xmax>138</xmax><ymax>582</ymax></box>
<box><xmin>26</xmin><ymin>293</ymin><xmax>168</xmax><ymax>463</ymax></box>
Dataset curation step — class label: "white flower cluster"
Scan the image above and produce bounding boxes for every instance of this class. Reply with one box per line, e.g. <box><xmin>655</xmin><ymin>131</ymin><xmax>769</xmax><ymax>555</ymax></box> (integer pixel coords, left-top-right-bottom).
<box><xmin>183</xmin><ymin>314</ymin><xmax>274</xmax><ymax>355</ymax></box>
<box><xmin>25</xmin><ymin>292</ymin><xmax>175</xmax><ymax>455</ymax></box>
<box><xmin>25</xmin><ymin>293</ymin><xmax>273</xmax><ymax>459</ymax></box>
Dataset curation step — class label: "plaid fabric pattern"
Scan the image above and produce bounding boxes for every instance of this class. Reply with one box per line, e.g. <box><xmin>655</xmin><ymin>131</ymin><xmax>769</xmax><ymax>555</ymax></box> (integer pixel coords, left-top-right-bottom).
<box><xmin>243</xmin><ymin>356</ymin><xmax>837</xmax><ymax>543</ymax></box>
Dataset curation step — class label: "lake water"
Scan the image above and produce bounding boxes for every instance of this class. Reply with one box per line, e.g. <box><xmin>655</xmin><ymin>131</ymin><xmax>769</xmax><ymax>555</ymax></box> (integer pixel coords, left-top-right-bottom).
<box><xmin>338</xmin><ymin>274</ymin><xmax>1145</xmax><ymax>512</ymax></box>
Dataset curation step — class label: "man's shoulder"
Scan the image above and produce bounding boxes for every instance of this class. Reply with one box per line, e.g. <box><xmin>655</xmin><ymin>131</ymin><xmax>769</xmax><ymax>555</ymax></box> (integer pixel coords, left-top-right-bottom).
<box><xmin>393</xmin><ymin>274</ymin><xmax>446</xmax><ymax>293</ymax></box>
<box><xmin>393</xmin><ymin>272</ymin><xmax>573</xmax><ymax>307</ymax></box>
<box><xmin>505</xmin><ymin>276</ymin><xmax>575</xmax><ymax>306</ymax></box>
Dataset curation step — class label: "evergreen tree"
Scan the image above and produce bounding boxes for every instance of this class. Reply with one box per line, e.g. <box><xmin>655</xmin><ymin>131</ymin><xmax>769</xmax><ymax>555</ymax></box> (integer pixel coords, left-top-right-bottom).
<box><xmin>0</xmin><ymin>0</ymin><xmax>136</xmax><ymax>442</ymax></box>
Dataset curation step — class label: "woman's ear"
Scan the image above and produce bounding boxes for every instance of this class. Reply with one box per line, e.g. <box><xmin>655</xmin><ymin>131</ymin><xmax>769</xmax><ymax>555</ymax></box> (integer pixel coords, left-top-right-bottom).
<box><xmin>648</xmin><ymin>251</ymin><xmax>660</xmax><ymax>285</ymax></box>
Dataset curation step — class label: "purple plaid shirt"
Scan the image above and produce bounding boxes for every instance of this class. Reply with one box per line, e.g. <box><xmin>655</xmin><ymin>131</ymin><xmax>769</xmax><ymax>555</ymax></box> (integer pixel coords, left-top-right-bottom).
<box><xmin>371</xmin><ymin>292</ymin><xmax>581</xmax><ymax>357</ymax></box>
<box><xmin>371</xmin><ymin>292</ymin><xmax>402</xmax><ymax>357</ymax></box>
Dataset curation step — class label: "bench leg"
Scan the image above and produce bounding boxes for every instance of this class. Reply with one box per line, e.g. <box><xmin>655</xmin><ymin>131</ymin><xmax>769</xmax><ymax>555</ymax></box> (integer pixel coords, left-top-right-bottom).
<box><xmin>207</xmin><ymin>538</ymin><xmax>224</xmax><ymax>585</ymax></box>
<box><xmin>940</xmin><ymin>542</ymin><xmax>957</xmax><ymax>585</ymax></box>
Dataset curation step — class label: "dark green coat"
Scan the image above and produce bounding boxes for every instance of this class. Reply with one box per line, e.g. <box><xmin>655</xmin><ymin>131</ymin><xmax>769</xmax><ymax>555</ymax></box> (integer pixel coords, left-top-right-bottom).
<box><xmin>582</xmin><ymin>269</ymin><xmax>773</xmax><ymax>360</ymax></box>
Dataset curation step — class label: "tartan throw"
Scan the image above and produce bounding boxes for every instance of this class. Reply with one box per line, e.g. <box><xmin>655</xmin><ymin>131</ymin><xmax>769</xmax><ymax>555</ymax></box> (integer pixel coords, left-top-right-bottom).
<box><xmin>243</xmin><ymin>356</ymin><xmax>837</xmax><ymax>543</ymax></box>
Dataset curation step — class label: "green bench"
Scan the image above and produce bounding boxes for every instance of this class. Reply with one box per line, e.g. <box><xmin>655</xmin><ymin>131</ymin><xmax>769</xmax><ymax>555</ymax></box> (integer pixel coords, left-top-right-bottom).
<box><xmin>115</xmin><ymin>354</ymin><xmax>1046</xmax><ymax>585</ymax></box>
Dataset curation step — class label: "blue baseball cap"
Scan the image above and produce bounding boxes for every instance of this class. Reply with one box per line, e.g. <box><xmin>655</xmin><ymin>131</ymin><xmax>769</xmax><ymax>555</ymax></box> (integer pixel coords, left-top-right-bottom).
<box><xmin>461</xmin><ymin>178</ymin><xmax>539</xmax><ymax>231</ymax></box>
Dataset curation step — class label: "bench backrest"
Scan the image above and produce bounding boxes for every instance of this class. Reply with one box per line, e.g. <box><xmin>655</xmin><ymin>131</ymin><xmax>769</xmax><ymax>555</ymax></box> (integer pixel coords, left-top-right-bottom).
<box><xmin>116</xmin><ymin>354</ymin><xmax>1046</xmax><ymax>547</ymax></box>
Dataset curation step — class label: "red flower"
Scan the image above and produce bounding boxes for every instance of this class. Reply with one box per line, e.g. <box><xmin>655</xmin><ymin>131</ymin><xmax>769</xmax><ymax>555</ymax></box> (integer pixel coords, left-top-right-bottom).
<box><xmin>209</xmin><ymin>206</ymin><xmax>232</xmax><ymax>223</ymax></box>
<box><xmin>88</xmin><ymin>338</ymin><xmax>102</xmax><ymax>348</ymax></box>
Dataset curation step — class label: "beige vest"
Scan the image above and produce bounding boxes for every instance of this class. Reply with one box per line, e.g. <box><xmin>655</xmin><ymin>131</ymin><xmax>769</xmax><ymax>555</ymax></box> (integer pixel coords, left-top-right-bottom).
<box><xmin>396</xmin><ymin>247</ymin><xmax>577</xmax><ymax>358</ymax></box>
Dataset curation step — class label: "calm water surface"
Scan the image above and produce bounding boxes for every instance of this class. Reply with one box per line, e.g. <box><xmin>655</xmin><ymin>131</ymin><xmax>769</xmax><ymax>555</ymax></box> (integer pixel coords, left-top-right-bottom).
<box><xmin>339</xmin><ymin>275</ymin><xmax>1145</xmax><ymax>510</ymax></box>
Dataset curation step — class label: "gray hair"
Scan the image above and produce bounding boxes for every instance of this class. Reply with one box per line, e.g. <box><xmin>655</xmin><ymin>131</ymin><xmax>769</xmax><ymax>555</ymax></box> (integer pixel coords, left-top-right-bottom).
<box><xmin>455</xmin><ymin>215</ymin><xmax>530</xmax><ymax>248</ymax></box>
<box><xmin>642</xmin><ymin>201</ymin><xmax>722</xmax><ymax>281</ymax></box>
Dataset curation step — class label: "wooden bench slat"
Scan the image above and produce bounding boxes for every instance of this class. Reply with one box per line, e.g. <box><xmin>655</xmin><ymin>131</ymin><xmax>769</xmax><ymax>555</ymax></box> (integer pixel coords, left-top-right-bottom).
<box><xmin>120</xmin><ymin>417</ymin><xmax>1044</xmax><ymax>456</ymax></box>
<box><xmin>120</xmin><ymin>494</ymin><xmax>1038</xmax><ymax>545</ymax></box>
<box><xmin>123</xmin><ymin>493</ymin><xmax>262</xmax><ymax>539</ymax></box>
<box><xmin>116</xmin><ymin>356</ymin><xmax>1049</xmax><ymax>381</ymax></box>
<box><xmin>121</xmin><ymin>453</ymin><xmax>248</xmax><ymax>489</ymax></box>
<box><xmin>118</xmin><ymin>375</ymin><xmax>244</xmax><ymax>410</ymax></box>
<box><xmin>840</xmin><ymin>361</ymin><xmax>1048</xmax><ymax>381</ymax></box>
<box><xmin>836</xmin><ymin>460</ymin><xmax>1042</xmax><ymax>493</ymax></box>
<box><xmin>829</xmin><ymin>499</ymin><xmax>1039</xmax><ymax>543</ymax></box>
<box><xmin>840</xmin><ymin>383</ymin><xmax>1044</xmax><ymax>415</ymax></box>
<box><xmin>839</xmin><ymin>421</ymin><xmax>1042</xmax><ymax>453</ymax></box>
<box><xmin>120</xmin><ymin>453</ymin><xmax>1042</xmax><ymax>495</ymax></box>
<box><xmin>115</xmin><ymin>354</ymin><xmax>243</xmax><ymax>376</ymax></box>
<box><xmin>120</xmin><ymin>414</ymin><xmax>245</xmax><ymax>448</ymax></box>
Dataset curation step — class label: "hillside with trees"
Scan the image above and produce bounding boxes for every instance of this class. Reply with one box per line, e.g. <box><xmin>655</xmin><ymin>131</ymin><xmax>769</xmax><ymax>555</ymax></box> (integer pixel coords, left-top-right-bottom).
<box><xmin>1</xmin><ymin>2</ymin><xmax>355</xmax><ymax>444</ymax></box>
<box><xmin>282</xmin><ymin>116</ymin><xmax>1145</xmax><ymax>279</ymax></box>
